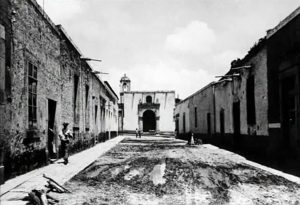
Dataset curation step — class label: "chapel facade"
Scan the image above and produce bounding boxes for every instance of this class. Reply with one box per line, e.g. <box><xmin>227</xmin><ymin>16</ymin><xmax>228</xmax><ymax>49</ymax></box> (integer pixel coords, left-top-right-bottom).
<box><xmin>118</xmin><ymin>74</ymin><xmax>175</xmax><ymax>135</ymax></box>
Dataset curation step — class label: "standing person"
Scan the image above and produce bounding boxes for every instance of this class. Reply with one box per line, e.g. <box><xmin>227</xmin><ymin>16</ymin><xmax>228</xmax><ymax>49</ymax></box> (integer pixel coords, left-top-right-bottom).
<box><xmin>135</xmin><ymin>128</ymin><xmax>138</xmax><ymax>138</ymax></box>
<box><xmin>138</xmin><ymin>129</ymin><xmax>142</xmax><ymax>138</ymax></box>
<box><xmin>59</xmin><ymin>122</ymin><xmax>72</xmax><ymax>165</ymax></box>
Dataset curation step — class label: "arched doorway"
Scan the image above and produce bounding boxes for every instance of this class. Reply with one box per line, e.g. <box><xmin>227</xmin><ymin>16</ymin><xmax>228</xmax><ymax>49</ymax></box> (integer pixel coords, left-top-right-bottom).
<box><xmin>143</xmin><ymin>110</ymin><xmax>156</xmax><ymax>132</ymax></box>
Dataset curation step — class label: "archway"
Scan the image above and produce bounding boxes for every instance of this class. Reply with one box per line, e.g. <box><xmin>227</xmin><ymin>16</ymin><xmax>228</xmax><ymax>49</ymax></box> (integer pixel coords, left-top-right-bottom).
<box><xmin>143</xmin><ymin>110</ymin><xmax>156</xmax><ymax>132</ymax></box>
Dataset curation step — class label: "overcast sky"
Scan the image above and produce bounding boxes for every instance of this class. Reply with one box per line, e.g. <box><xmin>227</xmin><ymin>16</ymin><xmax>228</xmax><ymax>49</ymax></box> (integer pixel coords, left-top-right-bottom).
<box><xmin>37</xmin><ymin>0</ymin><xmax>299</xmax><ymax>99</ymax></box>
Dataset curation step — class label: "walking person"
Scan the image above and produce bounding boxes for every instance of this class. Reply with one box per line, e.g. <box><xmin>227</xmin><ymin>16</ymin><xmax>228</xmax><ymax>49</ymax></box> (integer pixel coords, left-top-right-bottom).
<box><xmin>59</xmin><ymin>122</ymin><xmax>73</xmax><ymax>165</ymax></box>
<box><xmin>136</xmin><ymin>128</ymin><xmax>138</xmax><ymax>138</ymax></box>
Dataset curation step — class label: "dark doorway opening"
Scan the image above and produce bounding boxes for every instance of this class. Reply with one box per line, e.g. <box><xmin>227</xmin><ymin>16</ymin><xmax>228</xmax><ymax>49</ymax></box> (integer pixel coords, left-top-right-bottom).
<box><xmin>207</xmin><ymin>113</ymin><xmax>211</xmax><ymax>136</ymax></box>
<box><xmin>143</xmin><ymin>110</ymin><xmax>156</xmax><ymax>132</ymax></box>
<box><xmin>48</xmin><ymin>99</ymin><xmax>57</xmax><ymax>159</ymax></box>
<box><xmin>233</xmin><ymin>101</ymin><xmax>240</xmax><ymax>150</ymax></box>
<box><xmin>220</xmin><ymin>109</ymin><xmax>225</xmax><ymax>143</ymax></box>
<box><xmin>281</xmin><ymin>76</ymin><xmax>297</xmax><ymax>155</ymax></box>
<box><xmin>183</xmin><ymin>113</ymin><xmax>186</xmax><ymax>133</ymax></box>
<box><xmin>175</xmin><ymin>115</ymin><xmax>179</xmax><ymax>137</ymax></box>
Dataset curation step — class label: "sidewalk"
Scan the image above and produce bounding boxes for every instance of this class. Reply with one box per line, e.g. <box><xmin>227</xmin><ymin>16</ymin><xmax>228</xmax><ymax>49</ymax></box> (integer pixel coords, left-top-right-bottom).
<box><xmin>202</xmin><ymin>144</ymin><xmax>300</xmax><ymax>185</ymax></box>
<box><xmin>0</xmin><ymin>135</ymin><xmax>126</xmax><ymax>205</ymax></box>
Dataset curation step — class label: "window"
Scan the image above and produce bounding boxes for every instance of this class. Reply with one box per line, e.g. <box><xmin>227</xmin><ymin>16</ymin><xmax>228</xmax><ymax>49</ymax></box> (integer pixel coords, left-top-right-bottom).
<box><xmin>123</xmin><ymin>83</ymin><xmax>128</xmax><ymax>91</ymax></box>
<box><xmin>74</xmin><ymin>75</ymin><xmax>79</xmax><ymax>108</ymax></box>
<box><xmin>246</xmin><ymin>75</ymin><xmax>256</xmax><ymax>125</ymax></box>
<box><xmin>194</xmin><ymin>107</ymin><xmax>198</xmax><ymax>128</ymax></box>
<box><xmin>146</xmin><ymin>95</ymin><xmax>152</xmax><ymax>103</ymax></box>
<box><xmin>95</xmin><ymin>105</ymin><xmax>98</xmax><ymax>123</ymax></box>
<box><xmin>74</xmin><ymin>75</ymin><xmax>79</xmax><ymax>123</ymax></box>
<box><xmin>85</xmin><ymin>84</ymin><xmax>89</xmax><ymax>108</ymax></box>
<box><xmin>220</xmin><ymin>109</ymin><xmax>225</xmax><ymax>136</ymax></box>
<box><xmin>28</xmin><ymin>62</ymin><xmax>37</xmax><ymax>128</ymax></box>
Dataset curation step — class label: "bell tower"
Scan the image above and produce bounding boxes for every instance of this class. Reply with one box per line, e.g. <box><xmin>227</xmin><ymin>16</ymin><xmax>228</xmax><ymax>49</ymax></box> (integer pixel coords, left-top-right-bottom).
<box><xmin>120</xmin><ymin>74</ymin><xmax>131</xmax><ymax>93</ymax></box>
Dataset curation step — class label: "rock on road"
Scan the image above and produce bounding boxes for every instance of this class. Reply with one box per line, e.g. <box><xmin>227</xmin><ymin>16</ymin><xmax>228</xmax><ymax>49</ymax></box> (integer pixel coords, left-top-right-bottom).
<box><xmin>54</xmin><ymin>136</ymin><xmax>300</xmax><ymax>205</ymax></box>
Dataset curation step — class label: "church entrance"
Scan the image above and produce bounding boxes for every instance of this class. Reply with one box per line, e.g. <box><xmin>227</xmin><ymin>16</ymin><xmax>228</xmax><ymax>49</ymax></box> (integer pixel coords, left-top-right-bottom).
<box><xmin>143</xmin><ymin>110</ymin><xmax>156</xmax><ymax>132</ymax></box>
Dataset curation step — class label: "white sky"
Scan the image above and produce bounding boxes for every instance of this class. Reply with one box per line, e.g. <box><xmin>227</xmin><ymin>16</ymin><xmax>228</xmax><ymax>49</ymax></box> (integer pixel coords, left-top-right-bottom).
<box><xmin>37</xmin><ymin>0</ymin><xmax>300</xmax><ymax>99</ymax></box>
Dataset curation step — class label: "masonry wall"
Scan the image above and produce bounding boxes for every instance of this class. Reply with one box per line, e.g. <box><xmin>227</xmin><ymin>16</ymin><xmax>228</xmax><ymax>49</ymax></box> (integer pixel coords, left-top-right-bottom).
<box><xmin>188</xmin><ymin>84</ymin><xmax>215</xmax><ymax>142</ymax></box>
<box><xmin>213</xmin><ymin>46</ymin><xmax>270</xmax><ymax>155</ymax></box>
<box><xmin>59</xmin><ymin>30</ymin><xmax>98</xmax><ymax>155</ymax></box>
<box><xmin>3</xmin><ymin>0</ymin><xmax>61</xmax><ymax>179</ymax></box>
<box><xmin>239</xmin><ymin>47</ymin><xmax>268</xmax><ymax>137</ymax></box>
<box><xmin>0</xmin><ymin>0</ymin><xmax>12</xmax><ymax>184</ymax></box>
<box><xmin>174</xmin><ymin>98</ymin><xmax>190</xmax><ymax>135</ymax></box>
<box><xmin>215</xmin><ymin>82</ymin><xmax>233</xmax><ymax>134</ymax></box>
<box><xmin>1</xmin><ymin>0</ymin><xmax>119</xmax><ymax>181</ymax></box>
<box><xmin>175</xmin><ymin>46</ymin><xmax>269</xmax><ymax>154</ymax></box>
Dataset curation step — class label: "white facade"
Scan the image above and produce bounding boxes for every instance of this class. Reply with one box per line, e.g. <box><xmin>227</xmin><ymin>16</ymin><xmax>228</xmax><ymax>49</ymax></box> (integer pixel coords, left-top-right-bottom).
<box><xmin>119</xmin><ymin>75</ymin><xmax>175</xmax><ymax>133</ymax></box>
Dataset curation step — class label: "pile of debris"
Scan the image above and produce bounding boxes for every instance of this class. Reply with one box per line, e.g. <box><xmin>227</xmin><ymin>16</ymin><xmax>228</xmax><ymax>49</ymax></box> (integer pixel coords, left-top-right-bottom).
<box><xmin>24</xmin><ymin>174</ymin><xmax>71</xmax><ymax>205</ymax></box>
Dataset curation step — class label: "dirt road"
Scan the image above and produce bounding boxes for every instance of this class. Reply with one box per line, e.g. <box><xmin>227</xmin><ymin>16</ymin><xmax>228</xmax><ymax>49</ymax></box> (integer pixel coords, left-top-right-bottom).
<box><xmin>54</xmin><ymin>136</ymin><xmax>300</xmax><ymax>205</ymax></box>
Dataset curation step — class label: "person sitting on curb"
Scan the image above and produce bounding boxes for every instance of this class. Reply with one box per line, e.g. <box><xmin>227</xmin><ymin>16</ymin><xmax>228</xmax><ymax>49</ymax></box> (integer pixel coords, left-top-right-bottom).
<box><xmin>59</xmin><ymin>122</ymin><xmax>73</xmax><ymax>165</ymax></box>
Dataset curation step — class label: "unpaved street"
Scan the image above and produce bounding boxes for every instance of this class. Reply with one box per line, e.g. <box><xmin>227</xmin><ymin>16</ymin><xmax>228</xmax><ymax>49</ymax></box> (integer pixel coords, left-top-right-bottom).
<box><xmin>54</xmin><ymin>136</ymin><xmax>300</xmax><ymax>204</ymax></box>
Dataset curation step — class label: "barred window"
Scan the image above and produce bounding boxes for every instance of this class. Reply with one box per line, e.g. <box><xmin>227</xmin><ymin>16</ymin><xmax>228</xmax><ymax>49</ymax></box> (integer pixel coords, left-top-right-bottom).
<box><xmin>28</xmin><ymin>62</ymin><xmax>37</xmax><ymax>128</ymax></box>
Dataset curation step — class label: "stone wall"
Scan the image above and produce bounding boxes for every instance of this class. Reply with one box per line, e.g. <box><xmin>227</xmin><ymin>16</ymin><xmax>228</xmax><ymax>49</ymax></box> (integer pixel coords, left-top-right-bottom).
<box><xmin>174</xmin><ymin>97</ymin><xmax>190</xmax><ymax>135</ymax></box>
<box><xmin>175</xmin><ymin>46</ymin><xmax>270</xmax><ymax>154</ymax></box>
<box><xmin>0</xmin><ymin>0</ymin><xmax>12</xmax><ymax>184</ymax></box>
<box><xmin>1</xmin><ymin>0</ymin><xmax>119</xmax><ymax>181</ymax></box>
<box><xmin>3</xmin><ymin>0</ymin><xmax>61</xmax><ymax>179</ymax></box>
<box><xmin>189</xmin><ymin>84</ymin><xmax>215</xmax><ymax>138</ymax></box>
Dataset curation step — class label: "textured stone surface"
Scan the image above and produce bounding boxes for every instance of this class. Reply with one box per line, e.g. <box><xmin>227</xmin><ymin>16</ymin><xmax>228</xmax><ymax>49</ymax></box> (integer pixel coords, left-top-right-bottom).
<box><xmin>1</xmin><ymin>0</ymin><xmax>118</xmax><ymax>181</ymax></box>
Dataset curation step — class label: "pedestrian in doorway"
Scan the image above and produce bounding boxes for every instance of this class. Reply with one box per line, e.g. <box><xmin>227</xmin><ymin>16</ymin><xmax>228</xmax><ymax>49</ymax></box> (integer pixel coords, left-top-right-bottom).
<box><xmin>59</xmin><ymin>122</ymin><xmax>73</xmax><ymax>165</ymax></box>
<box><xmin>138</xmin><ymin>129</ymin><xmax>142</xmax><ymax>138</ymax></box>
<box><xmin>136</xmin><ymin>128</ymin><xmax>138</xmax><ymax>138</ymax></box>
